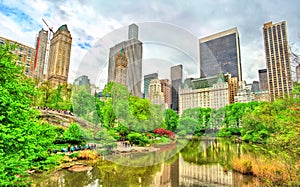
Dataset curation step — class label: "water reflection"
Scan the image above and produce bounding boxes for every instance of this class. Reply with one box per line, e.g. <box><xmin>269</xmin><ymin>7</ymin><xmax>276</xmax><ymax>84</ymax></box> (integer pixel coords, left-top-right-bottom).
<box><xmin>31</xmin><ymin>138</ymin><xmax>261</xmax><ymax>187</ymax></box>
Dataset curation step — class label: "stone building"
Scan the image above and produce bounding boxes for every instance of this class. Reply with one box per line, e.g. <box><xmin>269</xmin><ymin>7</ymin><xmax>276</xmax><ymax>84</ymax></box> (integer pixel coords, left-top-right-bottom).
<box><xmin>47</xmin><ymin>24</ymin><xmax>72</xmax><ymax>87</ymax></box>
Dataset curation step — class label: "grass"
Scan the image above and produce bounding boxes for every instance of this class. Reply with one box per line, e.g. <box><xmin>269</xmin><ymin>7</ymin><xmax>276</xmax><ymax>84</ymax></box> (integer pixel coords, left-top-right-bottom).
<box><xmin>232</xmin><ymin>154</ymin><xmax>300</xmax><ymax>186</ymax></box>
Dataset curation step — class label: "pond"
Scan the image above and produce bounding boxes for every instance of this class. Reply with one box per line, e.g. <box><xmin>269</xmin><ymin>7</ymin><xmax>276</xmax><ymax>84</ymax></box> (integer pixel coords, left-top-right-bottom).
<box><xmin>31</xmin><ymin>138</ymin><xmax>263</xmax><ymax>186</ymax></box>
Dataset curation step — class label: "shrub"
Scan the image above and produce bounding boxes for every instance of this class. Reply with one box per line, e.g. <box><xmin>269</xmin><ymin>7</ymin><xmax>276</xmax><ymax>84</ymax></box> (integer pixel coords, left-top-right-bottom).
<box><xmin>127</xmin><ymin>132</ymin><xmax>149</xmax><ymax>146</ymax></box>
<box><xmin>153</xmin><ymin>128</ymin><xmax>175</xmax><ymax>139</ymax></box>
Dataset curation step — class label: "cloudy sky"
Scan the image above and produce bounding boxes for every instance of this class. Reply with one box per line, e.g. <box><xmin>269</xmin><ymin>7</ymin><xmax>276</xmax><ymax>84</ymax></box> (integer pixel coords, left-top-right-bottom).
<box><xmin>1</xmin><ymin>0</ymin><xmax>300</xmax><ymax>89</ymax></box>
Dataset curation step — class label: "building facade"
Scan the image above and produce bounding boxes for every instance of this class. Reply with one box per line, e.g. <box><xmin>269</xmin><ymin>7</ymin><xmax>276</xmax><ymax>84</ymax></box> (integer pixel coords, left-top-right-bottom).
<box><xmin>297</xmin><ymin>65</ymin><xmax>300</xmax><ymax>82</ymax></box>
<box><xmin>34</xmin><ymin>28</ymin><xmax>48</xmax><ymax>81</ymax></box>
<box><xmin>144</xmin><ymin>73</ymin><xmax>158</xmax><ymax>98</ymax></box>
<box><xmin>179</xmin><ymin>74</ymin><xmax>235</xmax><ymax>114</ymax></box>
<box><xmin>258</xmin><ymin>69</ymin><xmax>268</xmax><ymax>91</ymax></box>
<box><xmin>0</xmin><ymin>36</ymin><xmax>35</xmax><ymax>77</ymax></box>
<box><xmin>263</xmin><ymin>21</ymin><xmax>293</xmax><ymax>100</ymax></box>
<box><xmin>115</xmin><ymin>48</ymin><xmax>128</xmax><ymax>85</ymax></box>
<box><xmin>47</xmin><ymin>24</ymin><xmax>72</xmax><ymax>87</ymax></box>
<box><xmin>108</xmin><ymin>24</ymin><xmax>142</xmax><ymax>97</ymax></box>
<box><xmin>160</xmin><ymin>79</ymin><xmax>172</xmax><ymax>108</ymax></box>
<box><xmin>234</xmin><ymin>81</ymin><xmax>255</xmax><ymax>103</ymax></box>
<box><xmin>171</xmin><ymin>65</ymin><xmax>183</xmax><ymax>112</ymax></box>
<box><xmin>148</xmin><ymin>78</ymin><xmax>167</xmax><ymax>108</ymax></box>
<box><xmin>199</xmin><ymin>27</ymin><xmax>242</xmax><ymax>81</ymax></box>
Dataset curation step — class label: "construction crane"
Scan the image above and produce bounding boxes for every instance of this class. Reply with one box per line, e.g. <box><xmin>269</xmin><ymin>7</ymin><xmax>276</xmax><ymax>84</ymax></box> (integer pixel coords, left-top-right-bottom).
<box><xmin>42</xmin><ymin>18</ymin><xmax>54</xmax><ymax>34</ymax></box>
<box><xmin>42</xmin><ymin>18</ymin><xmax>54</xmax><ymax>78</ymax></box>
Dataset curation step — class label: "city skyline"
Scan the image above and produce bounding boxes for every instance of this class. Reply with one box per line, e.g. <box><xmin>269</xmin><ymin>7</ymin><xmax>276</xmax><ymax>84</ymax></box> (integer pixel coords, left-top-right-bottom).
<box><xmin>1</xmin><ymin>1</ymin><xmax>300</xmax><ymax>86</ymax></box>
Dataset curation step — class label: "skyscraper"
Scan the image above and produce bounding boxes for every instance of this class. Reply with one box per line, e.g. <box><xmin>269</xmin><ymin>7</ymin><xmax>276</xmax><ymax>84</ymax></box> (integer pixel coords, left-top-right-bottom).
<box><xmin>263</xmin><ymin>21</ymin><xmax>293</xmax><ymax>100</ymax></box>
<box><xmin>144</xmin><ymin>73</ymin><xmax>158</xmax><ymax>98</ymax></box>
<box><xmin>258</xmin><ymin>69</ymin><xmax>268</xmax><ymax>91</ymax></box>
<box><xmin>128</xmin><ymin>23</ymin><xmax>138</xmax><ymax>40</ymax></box>
<box><xmin>171</xmin><ymin>65</ymin><xmax>183</xmax><ymax>112</ymax></box>
<box><xmin>199</xmin><ymin>27</ymin><xmax>242</xmax><ymax>81</ymax></box>
<box><xmin>47</xmin><ymin>24</ymin><xmax>72</xmax><ymax>87</ymax></box>
<box><xmin>34</xmin><ymin>28</ymin><xmax>48</xmax><ymax>81</ymax></box>
<box><xmin>108</xmin><ymin>24</ymin><xmax>143</xmax><ymax>97</ymax></box>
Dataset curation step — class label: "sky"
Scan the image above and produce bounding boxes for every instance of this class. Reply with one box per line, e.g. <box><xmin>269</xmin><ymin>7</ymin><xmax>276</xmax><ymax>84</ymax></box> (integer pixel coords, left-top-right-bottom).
<box><xmin>1</xmin><ymin>0</ymin><xmax>300</xmax><ymax>89</ymax></box>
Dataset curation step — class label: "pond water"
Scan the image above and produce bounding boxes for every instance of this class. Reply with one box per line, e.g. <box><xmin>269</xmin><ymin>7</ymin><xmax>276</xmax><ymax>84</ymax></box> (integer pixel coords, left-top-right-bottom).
<box><xmin>31</xmin><ymin>138</ymin><xmax>263</xmax><ymax>187</ymax></box>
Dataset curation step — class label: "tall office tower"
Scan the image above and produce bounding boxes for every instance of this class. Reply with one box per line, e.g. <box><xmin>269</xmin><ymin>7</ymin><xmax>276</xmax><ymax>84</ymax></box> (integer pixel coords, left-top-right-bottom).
<box><xmin>128</xmin><ymin>23</ymin><xmax>138</xmax><ymax>40</ymax></box>
<box><xmin>160</xmin><ymin>79</ymin><xmax>171</xmax><ymax>108</ymax></box>
<box><xmin>258</xmin><ymin>69</ymin><xmax>268</xmax><ymax>91</ymax></box>
<box><xmin>108</xmin><ymin>24</ymin><xmax>143</xmax><ymax>97</ymax></box>
<box><xmin>252</xmin><ymin>81</ymin><xmax>260</xmax><ymax>93</ymax></box>
<box><xmin>171</xmin><ymin>65</ymin><xmax>183</xmax><ymax>112</ymax></box>
<box><xmin>200</xmin><ymin>27</ymin><xmax>242</xmax><ymax>81</ymax></box>
<box><xmin>34</xmin><ymin>28</ymin><xmax>48</xmax><ymax>81</ymax></box>
<box><xmin>0</xmin><ymin>36</ymin><xmax>35</xmax><ymax>77</ymax></box>
<box><xmin>296</xmin><ymin>65</ymin><xmax>300</xmax><ymax>82</ymax></box>
<box><xmin>144</xmin><ymin>73</ymin><xmax>158</xmax><ymax>98</ymax></box>
<box><xmin>73</xmin><ymin>75</ymin><xmax>91</xmax><ymax>92</ymax></box>
<box><xmin>263</xmin><ymin>21</ymin><xmax>293</xmax><ymax>100</ymax></box>
<box><xmin>47</xmin><ymin>24</ymin><xmax>72</xmax><ymax>87</ymax></box>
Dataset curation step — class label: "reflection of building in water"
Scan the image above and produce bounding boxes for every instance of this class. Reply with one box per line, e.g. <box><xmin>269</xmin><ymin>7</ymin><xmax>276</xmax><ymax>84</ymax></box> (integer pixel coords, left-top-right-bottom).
<box><xmin>152</xmin><ymin>163</ymin><xmax>171</xmax><ymax>187</ymax></box>
<box><xmin>179</xmin><ymin>155</ymin><xmax>233</xmax><ymax>186</ymax></box>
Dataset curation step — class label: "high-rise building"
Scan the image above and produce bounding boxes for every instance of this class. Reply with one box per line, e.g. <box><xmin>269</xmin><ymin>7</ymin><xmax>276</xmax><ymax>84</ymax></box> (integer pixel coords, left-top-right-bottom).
<box><xmin>251</xmin><ymin>81</ymin><xmax>260</xmax><ymax>93</ymax></box>
<box><xmin>143</xmin><ymin>73</ymin><xmax>158</xmax><ymax>98</ymax></box>
<box><xmin>171</xmin><ymin>65</ymin><xmax>183</xmax><ymax>112</ymax></box>
<box><xmin>296</xmin><ymin>65</ymin><xmax>300</xmax><ymax>82</ymax></box>
<box><xmin>160</xmin><ymin>79</ymin><xmax>171</xmax><ymax>108</ymax></box>
<box><xmin>258</xmin><ymin>69</ymin><xmax>268</xmax><ymax>91</ymax></box>
<box><xmin>47</xmin><ymin>24</ymin><xmax>72</xmax><ymax>87</ymax></box>
<box><xmin>199</xmin><ymin>27</ymin><xmax>242</xmax><ymax>81</ymax></box>
<box><xmin>128</xmin><ymin>23</ymin><xmax>138</xmax><ymax>40</ymax></box>
<box><xmin>0</xmin><ymin>36</ymin><xmax>35</xmax><ymax>77</ymax></box>
<box><xmin>108</xmin><ymin>24</ymin><xmax>142</xmax><ymax>97</ymax></box>
<box><xmin>34</xmin><ymin>28</ymin><xmax>48</xmax><ymax>81</ymax></box>
<box><xmin>263</xmin><ymin>21</ymin><xmax>293</xmax><ymax>100</ymax></box>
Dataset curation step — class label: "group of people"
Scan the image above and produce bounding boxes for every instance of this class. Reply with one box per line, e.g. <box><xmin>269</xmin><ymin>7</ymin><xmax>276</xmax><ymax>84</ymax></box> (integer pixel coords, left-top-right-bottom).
<box><xmin>48</xmin><ymin>144</ymin><xmax>97</xmax><ymax>154</ymax></box>
<box><xmin>37</xmin><ymin>106</ymin><xmax>74</xmax><ymax>116</ymax></box>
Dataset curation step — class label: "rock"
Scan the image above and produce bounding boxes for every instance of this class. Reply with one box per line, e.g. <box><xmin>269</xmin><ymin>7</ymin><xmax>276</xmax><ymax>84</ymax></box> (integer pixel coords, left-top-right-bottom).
<box><xmin>68</xmin><ymin>165</ymin><xmax>93</xmax><ymax>172</ymax></box>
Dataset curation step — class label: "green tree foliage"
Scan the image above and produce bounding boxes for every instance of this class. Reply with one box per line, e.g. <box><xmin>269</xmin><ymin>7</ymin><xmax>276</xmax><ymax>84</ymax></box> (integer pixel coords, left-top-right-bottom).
<box><xmin>177</xmin><ymin>117</ymin><xmax>198</xmax><ymax>135</ymax></box>
<box><xmin>0</xmin><ymin>43</ymin><xmax>56</xmax><ymax>185</ymax></box>
<box><xmin>72</xmin><ymin>87</ymin><xmax>100</xmax><ymax>124</ymax></box>
<box><xmin>63</xmin><ymin>123</ymin><xmax>85</xmax><ymax>144</ymax></box>
<box><xmin>164</xmin><ymin>109</ymin><xmax>179</xmax><ymax>132</ymax></box>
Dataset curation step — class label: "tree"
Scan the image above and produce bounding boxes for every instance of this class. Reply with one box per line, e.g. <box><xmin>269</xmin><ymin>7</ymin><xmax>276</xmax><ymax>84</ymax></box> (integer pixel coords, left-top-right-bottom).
<box><xmin>63</xmin><ymin>123</ymin><xmax>85</xmax><ymax>144</ymax></box>
<box><xmin>0</xmin><ymin>43</ymin><xmax>56</xmax><ymax>185</ymax></box>
<box><xmin>164</xmin><ymin>109</ymin><xmax>179</xmax><ymax>132</ymax></box>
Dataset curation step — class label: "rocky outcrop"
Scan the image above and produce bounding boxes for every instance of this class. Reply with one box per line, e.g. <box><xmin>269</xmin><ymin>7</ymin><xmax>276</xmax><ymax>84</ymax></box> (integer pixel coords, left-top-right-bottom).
<box><xmin>39</xmin><ymin>110</ymin><xmax>98</xmax><ymax>130</ymax></box>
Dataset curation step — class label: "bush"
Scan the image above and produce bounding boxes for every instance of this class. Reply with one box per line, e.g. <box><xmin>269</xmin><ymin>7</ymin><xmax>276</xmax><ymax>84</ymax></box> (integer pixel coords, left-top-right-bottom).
<box><xmin>127</xmin><ymin>132</ymin><xmax>149</xmax><ymax>146</ymax></box>
<box><xmin>177</xmin><ymin>130</ymin><xmax>187</xmax><ymax>137</ymax></box>
<box><xmin>153</xmin><ymin>128</ymin><xmax>175</xmax><ymax>139</ymax></box>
